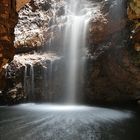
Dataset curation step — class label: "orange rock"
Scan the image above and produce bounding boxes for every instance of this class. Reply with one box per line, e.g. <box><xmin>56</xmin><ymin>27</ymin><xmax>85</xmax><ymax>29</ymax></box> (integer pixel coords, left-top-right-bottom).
<box><xmin>16</xmin><ymin>0</ymin><xmax>31</xmax><ymax>12</ymax></box>
<box><xmin>0</xmin><ymin>0</ymin><xmax>18</xmax><ymax>88</ymax></box>
<box><xmin>127</xmin><ymin>0</ymin><xmax>140</xmax><ymax>20</ymax></box>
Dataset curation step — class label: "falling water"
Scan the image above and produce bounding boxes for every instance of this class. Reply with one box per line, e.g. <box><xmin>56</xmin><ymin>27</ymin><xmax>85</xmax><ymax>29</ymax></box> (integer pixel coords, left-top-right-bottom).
<box><xmin>48</xmin><ymin>60</ymin><xmax>54</xmax><ymax>101</ymax></box>
<box><xmin>24</xmin><ymin>64</ymin><xmax>35</xmax><ymax>101</ymax></box>
<box><xmin>63</xmin><ymin>0</ymin><xmax>94</xmax><ymax>103</ymax></box>
<box><xmin>22</xmin><ymin>0</ymin><xmax>96</xmax><ymax>103</ymax></box>
<box><xmin>24</xmin><ymin>65</ymin><xmax>27</xmax><ymax>94</ymax></box>
<box><xmin>30</xmin><ymin>64</ymin><xmax>35</xmax><ymax>99</ymax></box>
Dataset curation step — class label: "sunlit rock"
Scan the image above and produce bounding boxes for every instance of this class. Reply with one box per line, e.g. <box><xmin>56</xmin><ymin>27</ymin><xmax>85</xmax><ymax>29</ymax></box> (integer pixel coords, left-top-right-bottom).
<box><xmin>14</xmin><ymin>0</ymin><xmax>65</xmax><ymax>53</ymax></box>
<box><xmin>16</xmin><ymin>0</ymin><xmax>31</xmax><ymax>12</ymax></box>
<box><xmin>1</xmin><ymin>53</ymin><xmax>63</xmax><ymax>104</ymax></box>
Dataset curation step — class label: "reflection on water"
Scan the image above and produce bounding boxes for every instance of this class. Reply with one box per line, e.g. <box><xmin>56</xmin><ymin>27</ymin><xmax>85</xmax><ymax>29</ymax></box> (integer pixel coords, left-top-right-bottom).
<box><xmin>0</xmin><ymin>104</ymin><xmax>140</xmax><ymax>140</ymax></box>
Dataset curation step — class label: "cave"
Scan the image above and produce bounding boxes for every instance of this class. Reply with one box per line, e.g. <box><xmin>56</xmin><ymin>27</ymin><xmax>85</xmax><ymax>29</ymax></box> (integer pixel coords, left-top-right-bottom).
<box><xmin>0</xmin><ymin>0</ymin><xmax>140</xmax><ymax>139</ymax></box>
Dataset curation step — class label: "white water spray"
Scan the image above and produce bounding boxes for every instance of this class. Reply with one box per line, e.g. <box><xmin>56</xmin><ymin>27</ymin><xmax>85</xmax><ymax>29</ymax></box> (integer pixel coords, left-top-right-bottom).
<box><xmin>63</xmin><ymin>0</ymin><xmax>94</xmax><ymax>103</ymax></box>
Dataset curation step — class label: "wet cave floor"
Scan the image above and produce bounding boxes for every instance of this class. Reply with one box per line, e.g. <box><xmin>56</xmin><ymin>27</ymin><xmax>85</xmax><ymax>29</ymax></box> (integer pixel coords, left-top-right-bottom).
<box><xmin>0</xmin><ymin>103</ymin><xmax>140</xmax><ymax>140</ymax></box>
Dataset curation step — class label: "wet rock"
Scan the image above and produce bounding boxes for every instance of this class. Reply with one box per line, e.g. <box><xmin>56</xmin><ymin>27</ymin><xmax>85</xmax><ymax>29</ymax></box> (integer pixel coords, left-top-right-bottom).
<box><xmin>88</xmin><ymin>0</ymin><xmax>127</xmax><ymax>45</ymax></box>
<box><xmin>56</xmin><ymin>6</ymin><xmax>65</xmax><ymax>16</ymax></box>
<box><xmin>0</xmin><ymin>53</ymin><xmax>64</xmax><ymax>104</ymax></box>
<box><xmin>85</xmin><ymin>47</ymin><xmax>140</xmax><ymax>103</ymax></box>
<box><xmin>40</xmin><ymin>1</ymin><xmax>51</xmax><ymax>11</ymax></box>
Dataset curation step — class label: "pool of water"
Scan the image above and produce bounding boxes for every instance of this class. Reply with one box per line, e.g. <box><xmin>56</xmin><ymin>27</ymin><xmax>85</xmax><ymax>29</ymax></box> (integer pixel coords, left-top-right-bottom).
<box><xmin>0</xmin><ymin>104</ymin><xmax>140</xmax><ymax>140</ymax></box>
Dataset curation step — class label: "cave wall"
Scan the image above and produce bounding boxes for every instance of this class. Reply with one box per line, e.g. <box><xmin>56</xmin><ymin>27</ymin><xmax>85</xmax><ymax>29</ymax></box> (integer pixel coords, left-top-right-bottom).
<box><xmin>0</xmin><ymin>0</ymin><xmax>138</xmax><ymax>73</ymax></box>
<box><xmin>0</xmin><ymin>0</ymin><xmax>31</xmax><ymax>89</ymax></box>
<box><xmin>0</xmin><ymin>0</ymin><xmax>139</xmax><ymax>104</ymax></box>
<box><xmin>0</xmin><ymin>0</ymin><xmax>18</xmax><ymax>89</ymax></box>
<box><xmin>0</xmin><ymin>0</ymin><xmax>17</xmax><ymax>72</ymax></box>
<box><xmin>85</xmin><ymin>0</ymin><xmax>140</xmax><ymax>104</ymax></box>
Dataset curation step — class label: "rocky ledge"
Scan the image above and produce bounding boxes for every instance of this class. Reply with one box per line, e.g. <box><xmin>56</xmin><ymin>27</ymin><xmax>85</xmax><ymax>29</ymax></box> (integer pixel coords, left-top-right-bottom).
<box><xmin>0</xmin><ymin>53</ymin><xmax>63</xmax><ymax>105</ymax></box>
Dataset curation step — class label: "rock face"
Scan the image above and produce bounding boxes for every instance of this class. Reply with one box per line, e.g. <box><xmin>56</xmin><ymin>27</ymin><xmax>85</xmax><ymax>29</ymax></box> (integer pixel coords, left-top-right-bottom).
<box><xmin>16</xmin><ymin>0</ymin><xmax>31</xmax><ymax>12</ymax></box>
<box><xmin>0</xmin><ymin>0</ymin><xmax>140</xmax><ymax>105</ymax></box>
<box><xmin>85</xmin><ymin>0</ymin><xmax>140</xmax><ymax>104</ymax></box>
<box><xmin>0</xmin><ymin>0</ymin><xmax>17</xmax><ymax>73</ymax></box>
<box><xmin>0</xmin><ymin>54</ymin><xmax>65</xmax><ymax>104</ymax></box>
<box><xmin>85</xmin><ymin>47</ymin><xmax>140</xmax><ymax>103</ymax></box>
<box><xmin>88</xmin><ymin>0</ymin><xmax>127</xmax><ymax>45</ymax></box>
<box><xmin>14</xmin><ymin>0</ymin><xmax>65</xmax><ymax>54</ymax></box>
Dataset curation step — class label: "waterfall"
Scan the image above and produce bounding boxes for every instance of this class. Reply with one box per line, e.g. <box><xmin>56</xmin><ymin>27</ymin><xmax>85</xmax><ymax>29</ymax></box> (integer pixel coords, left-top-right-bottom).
<box><xmin>21</xmin><ymin>0</ymin><xmax>95</xmax><ymax>103</ymax></box>
<box><xmin>63</xmin><ymin>0</ymin><xmax>93</xmax><ymax>103</ymax></box>
<box><xmin>24</xmin><ymin>64</ymin><xmax>35</xmax><ymax>101</ymax></box>
<box><xmin>24</xmin><ymin>65</ymin><xmax>27</xmax><ymax>94</ymax></box>
<box><xmin>30</xmin><ymin>64</ymin><xmax>35</xmax><ymax>99</ymax></box>
<box><xmin>43</xmin><ymin>66</ymin><xmax>48</xmax><ymax>100</ymax></box>
<box><xmin>48</xmin><ymin>60</ymin><xmax>54</xmax><ymax>101</ymax></box>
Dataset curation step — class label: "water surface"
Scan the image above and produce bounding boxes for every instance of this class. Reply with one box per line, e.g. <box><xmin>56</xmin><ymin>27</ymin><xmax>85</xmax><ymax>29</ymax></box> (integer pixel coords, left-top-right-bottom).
<box><xmin>0</xmin><ymin>104</ymin><xmax>140</xmax><ymax>140</ymax></box>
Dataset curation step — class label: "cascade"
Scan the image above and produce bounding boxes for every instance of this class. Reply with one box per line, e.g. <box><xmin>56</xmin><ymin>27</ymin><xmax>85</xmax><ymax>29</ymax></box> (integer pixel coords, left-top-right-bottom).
<box><xmin>30</xmin><ymin>64</ymin><xmax>35</xmax><ymax>99</ymax></box>
<box><xmin>62</xmin><ymin>0</ymin><xmax>94</xmax><ymax>103</ymax></box>
<box><xmin>15</xmin><ymin>0</ymin><xmax>97</xmax><ymax>104</ymax></box>
<box><xmin>21</xmin><ymin>0</ymin><xmax>97</xmax><ymax>103</ymax></box>
<box><xmin>48</xmin><ymin>60</ymin><xmax>54</xmax><ymax>101</ymax></box>
<box><xmin>23</xmin><ymin>65</ymin><xmax>27</xmax><ymax>94</ymax></box>
<box><xmin>24</xmin><ymin>63</ymin><xmax>35</xmax><ymax>101</ymax></box>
